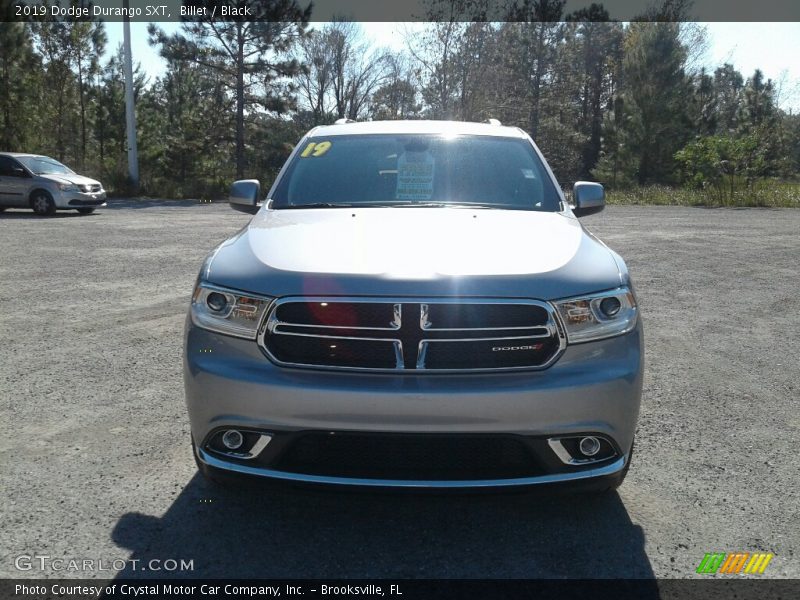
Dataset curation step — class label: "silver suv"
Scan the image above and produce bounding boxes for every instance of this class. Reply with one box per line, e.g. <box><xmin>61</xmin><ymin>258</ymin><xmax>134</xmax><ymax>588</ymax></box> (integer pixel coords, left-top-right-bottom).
<box><xmin>0</xmin><ymin>153</ymin><xmax>106</xmax><ymax>215</ymax></box>
<box><xmin>184</xmin><ymin>120</ymin><xmax>643</xmax><ymax>491</ymax></box>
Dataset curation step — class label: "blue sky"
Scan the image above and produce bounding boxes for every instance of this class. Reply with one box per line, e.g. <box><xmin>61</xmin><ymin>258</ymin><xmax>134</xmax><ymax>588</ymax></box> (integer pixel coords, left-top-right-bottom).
<box><xmin>106</xmin><ymin>22</ymin><xmax>800</xmax><ymax>113</ymax></box>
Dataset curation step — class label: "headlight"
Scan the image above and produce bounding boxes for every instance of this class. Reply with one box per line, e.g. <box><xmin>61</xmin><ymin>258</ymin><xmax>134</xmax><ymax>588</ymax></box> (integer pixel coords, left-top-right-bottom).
<box><xmin>552</xmin><ymin>287</ymin><xmax>638</xmax><ymax>343</ymax></box>
<box><xmin>191</xmin><ymin>283</ymin><xmax>272</xmax><ymax>339</ymax></box>
<box><xmin>57</xmin><ymin>183</ymin><xmax>79</xmax><ymax>192</ymax></box>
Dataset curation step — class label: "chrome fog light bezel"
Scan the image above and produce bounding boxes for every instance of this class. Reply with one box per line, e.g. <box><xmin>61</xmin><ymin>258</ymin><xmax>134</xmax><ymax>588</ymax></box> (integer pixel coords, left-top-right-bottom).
<box><xmin>548</xmin><ymin>435</ymin><xmax>618</xmax><ymax>465</ymax></box>
<box><xmin>205</xmin><ymin>429</ymin><xmax>273</xmax><ymax>461</ymax></box>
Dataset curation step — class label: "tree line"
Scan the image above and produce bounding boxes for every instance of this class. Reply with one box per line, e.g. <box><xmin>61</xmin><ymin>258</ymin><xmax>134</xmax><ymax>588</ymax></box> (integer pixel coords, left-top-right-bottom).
<box><xmin>1</xmin><ymin>0</ymin><xmax>799</xmax><ymax>201</ymax></box>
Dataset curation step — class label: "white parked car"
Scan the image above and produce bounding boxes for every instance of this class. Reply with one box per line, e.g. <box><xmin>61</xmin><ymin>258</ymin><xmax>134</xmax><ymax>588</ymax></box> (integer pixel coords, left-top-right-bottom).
<box><xmin>0</xmin><ymin>152</ymin><xmax>107</xmax><ymax>215</ymax></box>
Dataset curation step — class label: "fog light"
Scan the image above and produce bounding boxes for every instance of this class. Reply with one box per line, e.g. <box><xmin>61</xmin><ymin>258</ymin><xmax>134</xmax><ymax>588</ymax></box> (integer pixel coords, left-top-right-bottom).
<box><xmin>579</xmin><ymin>436</ymin><xmax>601</xmax><ymax>457</ymax></box>
<box><xmin>221</xmin><ymin>430</ymin><xmax>244</xmax><ymax>450</ymax></box>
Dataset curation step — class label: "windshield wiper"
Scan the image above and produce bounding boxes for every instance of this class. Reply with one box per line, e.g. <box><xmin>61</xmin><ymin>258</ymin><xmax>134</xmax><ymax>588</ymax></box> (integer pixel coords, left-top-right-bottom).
<box><xmin>280</xmin><ymin>203</ymin><xmax>360</xmax><ymax>209</ymax></box>
<box><xmin>401</xmin><ymin>202</ymin><xmax>503</xmax><ymax>209</ymax></box>
<box><xmin>280</xmin><ymin>202</ymin><xmax>427</xmax><ymax>209</ymax></box>
<box><xmin>279</xmin><ymin>201</ymin><xmax>529</xmax><ymax>210</ymax></box>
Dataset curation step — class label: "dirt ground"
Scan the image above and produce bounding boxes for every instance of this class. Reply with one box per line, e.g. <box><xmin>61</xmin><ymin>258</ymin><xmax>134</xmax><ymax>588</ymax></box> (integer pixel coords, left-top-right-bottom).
<box><xmin>1</xmin><ymin>202</ymin><xmax>798</xmax><ymax>579</ymax></box>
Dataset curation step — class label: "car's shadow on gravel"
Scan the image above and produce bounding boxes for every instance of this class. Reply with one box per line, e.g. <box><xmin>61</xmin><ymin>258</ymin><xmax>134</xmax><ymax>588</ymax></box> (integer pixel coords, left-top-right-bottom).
<box><xmin>110</xmin><ymin>473</ymin><xmax>655</xmax><ymax>581</ymax></box>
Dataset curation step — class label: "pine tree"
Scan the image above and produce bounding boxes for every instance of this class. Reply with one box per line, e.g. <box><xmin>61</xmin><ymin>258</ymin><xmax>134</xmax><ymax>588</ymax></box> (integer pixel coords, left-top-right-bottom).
<box><xmin>149</xmin><ymin>0</ymin><xmax>310</xmax><ymax>179</ymax></box>
<box><xmin>0</xmin><ymin>21</ymin><xmax>42</xmax><ymax>150</ymax></box>
<box><xmin>620</xmin><ymin>22</ymin><xmax>691</xmax><ymax>184</ymax></box>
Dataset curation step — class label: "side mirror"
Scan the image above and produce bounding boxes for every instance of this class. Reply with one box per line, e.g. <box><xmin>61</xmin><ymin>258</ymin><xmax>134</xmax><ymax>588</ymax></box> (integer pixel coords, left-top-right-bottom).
<box><xmin>228</xmin><ymin>179</ymin><xmax>261</xmax><ymax>215</ymax></box>
<box><xmin>572</xmin><ymin>181</ymin><xmax>605</xmax><ymax>218</ymax></box>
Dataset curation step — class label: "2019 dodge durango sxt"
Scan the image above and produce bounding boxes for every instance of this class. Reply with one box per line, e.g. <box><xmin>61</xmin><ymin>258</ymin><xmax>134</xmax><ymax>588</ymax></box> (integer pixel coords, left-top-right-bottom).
<box><xmin>184</xmin><ymin>119</ymin><xmax>643</xmax><ymax>491</ymax></box>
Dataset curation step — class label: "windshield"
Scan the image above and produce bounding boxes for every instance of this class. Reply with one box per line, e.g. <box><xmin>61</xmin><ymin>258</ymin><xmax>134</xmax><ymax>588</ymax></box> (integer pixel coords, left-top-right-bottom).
<box><xmin>16</xmin><ymin>156</ymin><xmax>74</xmax><ymax>175</ymax></box>
<box><xmin>271</xmin><ymin>134</ymin><xmax>561</xmax><ymax>211</ymax></box>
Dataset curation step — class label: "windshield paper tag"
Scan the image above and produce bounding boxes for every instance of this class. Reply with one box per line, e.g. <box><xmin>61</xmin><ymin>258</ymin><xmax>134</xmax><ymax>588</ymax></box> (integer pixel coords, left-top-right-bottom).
<box><xmin>396</xmin><ymin>150</ymin><xmax>435</xmax><ymax>200</ymax></box>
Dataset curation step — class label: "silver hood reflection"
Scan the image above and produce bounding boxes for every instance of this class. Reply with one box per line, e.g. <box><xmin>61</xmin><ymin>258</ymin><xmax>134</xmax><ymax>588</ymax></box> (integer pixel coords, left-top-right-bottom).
<box><xmin>202</xmin><ymin>207</ymin><xmax>626</xmax><ymax>300</ymax></box>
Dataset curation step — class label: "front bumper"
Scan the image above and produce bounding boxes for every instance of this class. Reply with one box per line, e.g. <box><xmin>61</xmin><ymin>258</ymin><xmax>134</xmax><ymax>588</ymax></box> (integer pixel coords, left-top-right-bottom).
<box><xmin>53</xmin><ymin>190</ymin><xmax>107</xmax><ymax>208</ymax></box>
<box><xmin>184</xmin><ymin>319</ymin><xmax>643</xmax><ymax>488</ymax></box>
<box><xmin>197</xmin><ymin>445</ymin><xmax>629</xmax><ymax>488</ymax></box>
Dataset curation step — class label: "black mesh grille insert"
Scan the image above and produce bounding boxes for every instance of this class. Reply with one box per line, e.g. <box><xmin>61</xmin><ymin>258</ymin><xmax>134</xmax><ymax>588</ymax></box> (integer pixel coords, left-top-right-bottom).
<box><xmin>268</xmin><ymin>335</ymin><xmax>398</xmax><ymax>369</ymax></box>
<box><xmin>424</xmin><ymin>303</ymin><xmax>550</xmax><ymax>329</ymax></box>
<box><xmin>274</xmin><ymin>433</ymin><xmax>543</xmax><ymax>480</ymax></box>
<box><xmin>423</xmin><ymin>336</ymin><xmax>560</xmax><ymax>370</ymax></box>
<box><xmin>275</xmin><ymin>301</ymin><xmax>396</xmax><ymax>329</ymax></box>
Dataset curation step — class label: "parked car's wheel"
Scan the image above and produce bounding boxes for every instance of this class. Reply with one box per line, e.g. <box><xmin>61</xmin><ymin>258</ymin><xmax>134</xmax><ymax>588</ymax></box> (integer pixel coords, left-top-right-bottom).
<box><xmin>76</xmin><ymin>207</ymin><xmax>96</xmax><ymax>215</ymax></box>
<box><xmin>30</xmin><ymin>191</ymin><xmax>56</xmax><ymax>216</ymax></box>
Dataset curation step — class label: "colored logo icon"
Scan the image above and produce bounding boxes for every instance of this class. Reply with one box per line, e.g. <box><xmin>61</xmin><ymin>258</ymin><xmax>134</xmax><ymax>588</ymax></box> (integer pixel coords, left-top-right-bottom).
<box><xmin>696</xmin><ymin>552</ymin><xmax>773</xmax><ymax>574</ymax></box>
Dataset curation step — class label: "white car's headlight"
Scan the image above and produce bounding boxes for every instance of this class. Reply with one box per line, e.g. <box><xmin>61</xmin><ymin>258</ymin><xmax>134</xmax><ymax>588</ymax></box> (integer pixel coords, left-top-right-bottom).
<box><xmin>552</xmin><ymin>287</ymin><xmax>638</xmax><ymax>343</ymax></box>
<box><xmin>57</xmin><ymin>183</ymin><xmax>79</xmax><ymax>192</ymax></box>
<box><xmin>191</xmin><ymin>283</ymin><xmax>272</xmax><ymax>339</ymax></box>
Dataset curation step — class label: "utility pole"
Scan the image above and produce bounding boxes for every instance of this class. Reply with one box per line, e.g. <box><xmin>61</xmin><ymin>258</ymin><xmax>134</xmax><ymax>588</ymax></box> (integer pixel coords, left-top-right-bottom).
<box><xmin>122</xmin><ymin>1</ymin><xmax>139</xmax><ymax>190</ymax></box>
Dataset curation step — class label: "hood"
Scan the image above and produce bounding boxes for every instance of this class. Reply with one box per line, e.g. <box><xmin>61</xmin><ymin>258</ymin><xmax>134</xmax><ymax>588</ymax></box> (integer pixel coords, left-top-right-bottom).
<box><xmin>40</xmin><ymin>173</ymin><xmax>101</xmax><ymax>186</ymax></box>
<box><xmin>204</xmin><ymin>207</ymin><xmax>625</xmax><ymax>300</ymax></box>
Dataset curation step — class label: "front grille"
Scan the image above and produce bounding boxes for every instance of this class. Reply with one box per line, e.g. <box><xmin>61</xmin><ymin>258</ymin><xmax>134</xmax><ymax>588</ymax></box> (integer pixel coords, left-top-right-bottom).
<box><xmin>260</xmin><ymin>297</ymin><xmax>565</xmax><ymax>372</ymax></box>
<box><xmin>274</xmin><ymin>432</ymin><xmax>544</xmax><ymax>480</ymax></box>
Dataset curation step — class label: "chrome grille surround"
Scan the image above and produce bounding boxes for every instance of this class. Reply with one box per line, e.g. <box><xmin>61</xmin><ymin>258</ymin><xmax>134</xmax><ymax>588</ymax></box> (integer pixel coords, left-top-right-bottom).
<box><xmin>258</xmin><ymin>297</ymin><xmax>567</xmax><ymax>373</ymax></box>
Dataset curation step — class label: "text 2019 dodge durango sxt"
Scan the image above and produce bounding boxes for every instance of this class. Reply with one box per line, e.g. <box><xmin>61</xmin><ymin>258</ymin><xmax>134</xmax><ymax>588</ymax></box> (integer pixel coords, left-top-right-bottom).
<box><xmin>184</xmin><ymin>119</ymin><xmax>643</xmax><ymax>490</ymax></box>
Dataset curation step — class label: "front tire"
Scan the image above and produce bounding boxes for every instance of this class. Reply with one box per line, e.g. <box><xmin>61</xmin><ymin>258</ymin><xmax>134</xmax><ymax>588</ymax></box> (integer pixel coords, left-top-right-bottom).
<box><xmin>76</xmin><ymin>207</ymin><xmax>96</xmax><ymax>215</ymax></box>
<box><xmin>31</xmin><ymin>191</ymin><xmax>56</xmax><ymax>216</ymax></box>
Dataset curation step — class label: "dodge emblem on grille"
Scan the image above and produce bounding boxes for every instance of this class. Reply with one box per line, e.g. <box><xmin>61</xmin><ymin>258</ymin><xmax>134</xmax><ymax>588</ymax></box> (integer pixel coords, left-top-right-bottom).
<box><xmin>492</xmin><ymin>344</ymin><xmax>544</xmax><ymax>352</ymax></box>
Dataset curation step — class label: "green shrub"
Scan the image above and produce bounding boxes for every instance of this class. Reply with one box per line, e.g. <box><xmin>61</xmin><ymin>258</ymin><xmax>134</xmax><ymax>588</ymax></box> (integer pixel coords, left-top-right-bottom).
<box><xmin>606</xmin><ymin>182</ymin><xmax>800</xmax><ymax>208</ymax></box>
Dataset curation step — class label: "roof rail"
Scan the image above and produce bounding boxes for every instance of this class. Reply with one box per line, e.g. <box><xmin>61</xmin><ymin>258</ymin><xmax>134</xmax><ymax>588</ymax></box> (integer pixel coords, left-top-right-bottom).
<box><xmin>485</xmin><ymin>118</ymin><xmax>502</xmax><ymax>126</ymax></box>
<box><xmin>334</xmin><ymin>118</ymin><xmax>357</xmax><ymax>125</ymax></box>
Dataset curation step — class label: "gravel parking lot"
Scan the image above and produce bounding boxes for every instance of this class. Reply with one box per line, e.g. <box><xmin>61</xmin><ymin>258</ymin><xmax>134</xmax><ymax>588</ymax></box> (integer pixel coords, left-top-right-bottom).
<box><xmin>1</xmin><ymin>202</ymin><xmax>798</xmax><ymax>579</ymax></box>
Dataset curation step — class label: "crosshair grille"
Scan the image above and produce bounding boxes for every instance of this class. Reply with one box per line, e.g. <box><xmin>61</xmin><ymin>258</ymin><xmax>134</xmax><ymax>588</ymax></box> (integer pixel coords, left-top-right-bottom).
<box><xmin>259</xmin><ymin>297</ymin><xmax>565</xmax><ymax>372</ymax></box>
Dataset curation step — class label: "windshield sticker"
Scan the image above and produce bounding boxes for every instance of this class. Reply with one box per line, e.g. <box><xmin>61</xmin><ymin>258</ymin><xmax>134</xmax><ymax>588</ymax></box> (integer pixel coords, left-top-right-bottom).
<box><xmin>300</xmin><ymin>140</ymin><xmax>332</xmax><ymax>157</ymax></box>
<box><xmin>521</xmin><ymin>169</ymin><xmax>537</xmax><ymax>179</ymax></box>
<box><xmin>396</xmin><ymin>150</ymin><xmax>435</xmax><ymax>200</ymax></box>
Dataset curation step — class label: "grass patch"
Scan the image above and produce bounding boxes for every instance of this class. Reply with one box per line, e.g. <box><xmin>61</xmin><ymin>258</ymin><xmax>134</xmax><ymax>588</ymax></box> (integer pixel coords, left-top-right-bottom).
<box><xmin>605</xmin><ymin>182</ymin><xmax>800</xmax><ymax>208</ymax></box>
